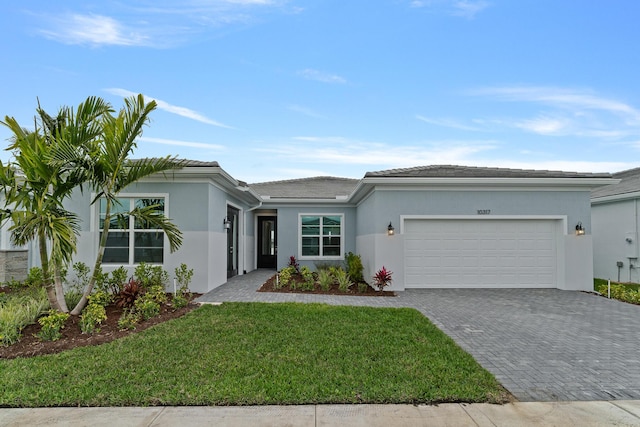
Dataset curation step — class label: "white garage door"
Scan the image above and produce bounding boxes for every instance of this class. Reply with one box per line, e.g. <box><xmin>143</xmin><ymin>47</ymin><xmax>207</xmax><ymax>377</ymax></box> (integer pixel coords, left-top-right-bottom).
<box><xmin>404</xmin><ymin>219</ymin><xmax>559</xmax><ymax>288</ymax></box>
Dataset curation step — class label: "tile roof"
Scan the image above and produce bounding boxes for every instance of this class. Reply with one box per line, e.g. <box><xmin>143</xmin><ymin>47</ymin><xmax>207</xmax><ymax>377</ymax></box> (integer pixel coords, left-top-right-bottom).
<box><xmin>250</xmin><ymin>176</ymin><xmax>359</xmax><ymax>199</ymax></box>
<box><xmin>365</xmin><ymin>165</ymin><xmax>612</xmax><ymax>179</ymax></box>
<box><xmin>591</xmin><ymin>167</ymin><xmax>640</xmax><ymax>199</ymax></box>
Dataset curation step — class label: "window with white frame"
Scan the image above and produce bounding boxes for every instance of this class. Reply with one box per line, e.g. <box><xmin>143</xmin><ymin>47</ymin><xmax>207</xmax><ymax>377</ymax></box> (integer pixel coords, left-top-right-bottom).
<box><xmin>300</xmin><ymin>214</ymin><xmax>343</xmax><ymax>258</ymax></box>
<box><xmin>99</xmin><ymin>197</ymin><xmax>166</xmax><ymax>264</ymax></box>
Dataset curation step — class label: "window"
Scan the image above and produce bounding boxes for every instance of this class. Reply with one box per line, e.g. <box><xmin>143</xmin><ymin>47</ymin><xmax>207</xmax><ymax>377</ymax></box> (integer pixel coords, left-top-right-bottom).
<box><xmin>300</xmin><ymin>214</ymin><xmax>343</xmax><ymax>259</ymax></box>
<box><xmin>99</xmin><ymin>197</ymin><xmax>166</xmax><ymax>264</ymax></box>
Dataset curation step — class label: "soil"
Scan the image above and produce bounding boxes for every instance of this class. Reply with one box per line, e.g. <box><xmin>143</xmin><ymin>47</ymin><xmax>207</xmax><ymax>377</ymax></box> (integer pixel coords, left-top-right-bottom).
<box><xmin>257</xmin><ymin>273</ymin><xmax>396</xmax><ymax>296</ymax></box>
<box><xmin>0</xmin><ymin>294</ymin><xmax>201</xmax><ymax>360</ymax></box>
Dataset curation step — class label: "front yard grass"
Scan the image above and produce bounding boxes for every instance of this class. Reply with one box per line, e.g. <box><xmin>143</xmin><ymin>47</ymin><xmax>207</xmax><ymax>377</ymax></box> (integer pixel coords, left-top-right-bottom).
<box><xmin>0</xmin><ymin>302</ymin><xmax>508</xmax><ymax>407</ymax></box>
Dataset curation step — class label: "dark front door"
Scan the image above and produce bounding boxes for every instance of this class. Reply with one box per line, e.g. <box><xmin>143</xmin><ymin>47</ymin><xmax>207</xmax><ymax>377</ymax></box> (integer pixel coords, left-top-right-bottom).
<box><xmin>257</xmin><ymin>216</ymin><xmax>277</xmax><ymax>269</ymax></box>
<box><xmin>227</xmin><ymin>206</ymin><xmax>239</xmax><ymax>278</ymax></box>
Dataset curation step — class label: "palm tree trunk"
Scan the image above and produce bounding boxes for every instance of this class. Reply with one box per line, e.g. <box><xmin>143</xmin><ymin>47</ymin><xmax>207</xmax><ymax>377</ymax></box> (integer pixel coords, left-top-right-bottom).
<box><xmin>71</xmin><ymin>197</ymin><xmax>111</xmax><ymax>315</ymax></box>
<box><xmin>39</xmin><ymin>231</ymin><xmax>62</xmax><ymax>311</ymax></box>
<box><xmin>54</xmin><ymin>263</ymin><xmax>69</xmax><ymax>313</ymax></box>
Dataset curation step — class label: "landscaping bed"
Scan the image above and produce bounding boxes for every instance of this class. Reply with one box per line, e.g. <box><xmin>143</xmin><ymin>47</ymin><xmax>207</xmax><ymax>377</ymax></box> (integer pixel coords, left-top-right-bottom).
<box><xmin>258</xmin><ymin>273</ymin><xmax>395</xmax><ymax>296</ymax></box>
<box><xmin>0</xmin><ymin>295</ymin><xmax>200</xmax><ymax>360</ymax></box>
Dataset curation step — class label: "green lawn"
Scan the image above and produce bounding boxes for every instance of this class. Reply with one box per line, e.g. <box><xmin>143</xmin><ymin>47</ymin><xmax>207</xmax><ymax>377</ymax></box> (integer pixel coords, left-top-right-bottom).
<box><xmin>0</xmin><ymin>302</ymin><xmax>508</xmax><ymax>407</ymax></box>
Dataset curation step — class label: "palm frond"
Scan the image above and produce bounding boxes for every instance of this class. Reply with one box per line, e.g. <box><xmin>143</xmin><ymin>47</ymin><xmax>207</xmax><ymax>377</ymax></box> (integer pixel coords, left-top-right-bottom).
<box><xmin>129</xmin><ymin>204</ymin><xmax>183</xmax><ymax>253</ymax></box>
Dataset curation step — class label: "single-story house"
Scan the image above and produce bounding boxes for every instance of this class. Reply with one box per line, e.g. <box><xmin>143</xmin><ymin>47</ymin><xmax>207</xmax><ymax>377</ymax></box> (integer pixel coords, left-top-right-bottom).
<box><xmin>4</xmin><ymin>162</ymin><xmax>616</xmax><ymax>293</ymax></box>
<box><xmin>592</xmin><ymin>167</ymin><xmax>640</xmax><ymax>283</ymax></box>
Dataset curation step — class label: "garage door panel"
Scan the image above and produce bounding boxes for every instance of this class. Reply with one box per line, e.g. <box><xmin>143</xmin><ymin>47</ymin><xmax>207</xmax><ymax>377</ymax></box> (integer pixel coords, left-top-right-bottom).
<box><xmin>404</xmin><ymin>219</ymin><xmax>558</xmax><ymax>288</ymax></box>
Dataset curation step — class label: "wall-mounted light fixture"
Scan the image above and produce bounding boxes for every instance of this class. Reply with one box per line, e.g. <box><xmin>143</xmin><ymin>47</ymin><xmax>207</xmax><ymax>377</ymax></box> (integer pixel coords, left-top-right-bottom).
<box><xmin>575</xmin><ymin>222</ymin><xmax>585</xmax><ymax>236</ymax></box>
<box><xmin>223</xmin><ymin>217</ymin><xmax>231</xmax><ymax>230</ymax></box>
<box><xmin>387</xmin><ymin>222</ymin><xmax>395</xmax><ymax>236</ymax></box>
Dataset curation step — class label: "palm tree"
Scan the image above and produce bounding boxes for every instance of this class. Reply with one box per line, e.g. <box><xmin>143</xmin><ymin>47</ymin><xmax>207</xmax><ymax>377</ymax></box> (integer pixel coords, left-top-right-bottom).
<box><xmin>68</xmin><ymin>94</ymin><xmax>185</xmax><ymax>315</ymax></box>
<box><xmin>0</xmin><ymin>97</ymin><xmax>112</xmax><ymax>311</ymax></box>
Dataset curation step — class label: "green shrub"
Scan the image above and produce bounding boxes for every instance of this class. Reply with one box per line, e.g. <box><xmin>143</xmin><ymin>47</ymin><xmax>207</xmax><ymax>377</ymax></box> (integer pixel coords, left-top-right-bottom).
<box><xmin>24</xmin><ymin>267</ymin><xmax>44</xmax><ymax>288</ymax></box>
<box><xmin>134</xmin><ymin>296</ymin><xmax>160</xmax><ymax>321</ymax></box>
<box><xmin>37</xmin><ymin>310</ymin><xmax>70</xmax><ymax>341</ymax></box>
<box><xmin>134</xmin><ymin>263</ymin><xmax>168</xmax><ymax>290</ymax></box>
<box><xmin>117</xmin><ymin>308</ymin><xmax>140</xmax><ymax>331</ymax></box>
<box><xmin>0</xmin><ymin>287</ymin><xmax>49</xmax><ymax>346</ymax></box>
<box><xmin>172</xmin><ymin>292</ymin><xmax>189</xmax><ymax>309</ymax></box>
<box><xmin>345</xmin><ymin>252</ymin><xmax>364</xmax><ymax>283</ymax></box>
<box><xmin>88</xmin><ymin>291</ymin><xmax>113</xmax><ymax>308</ymax></box>
<box><xmin>108</xmin><ymin>267</ymin><xmax>129</xmax><ymax>294</ymax></box>
<box><xmin>175</xmin><ymin>263</ymin><xmax>194</xmax><ymax>289</ymax></box>
<box><xmin>146</xmin><ymin>284</ymin><xmax>168</xmax><ymax>304</ymax></box>
<box><xmin>357</xmin><ymin>282</ymin><xmax>369</xmax><ymax>293</ymax></box>
<box><xmin>79</xmin><ymin>303</ymin><xmax>107</xmax><ymax>334</ymax></box>
<box><xmin>278</xmin><ymin>266</ymin><xmax>295</xmax><ymax>288</ymax></box>
<box><xmin>317</xmin><ymin>268</ymin><xmax>333</xmax><ymax>291</ymax></box>
<box><xmin>597</xmin><ymin>283</ymin><xmax>640</xmax><ymax>304</ymax></box>
<box><xmin>300</xmin><ymin>266</ymin><xmax>315</xmax><ymax>291</ymax></box>
<box><xmin>333</xmin><ymin>267</ymin><xmax>352</xmax><ymax>292</ymax></box>
<box><xmin>64</xmin><ymin>290</ymin><xmax>83</xmax><ymax>310</ymax></box>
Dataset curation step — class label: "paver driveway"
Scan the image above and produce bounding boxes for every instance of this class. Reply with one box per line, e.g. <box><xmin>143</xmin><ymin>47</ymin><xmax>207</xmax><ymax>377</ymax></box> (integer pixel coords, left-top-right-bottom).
<box><xmin>198</xmin><ymin>271</ymin><xmax>640</xmax><ymax>402</ymax></box>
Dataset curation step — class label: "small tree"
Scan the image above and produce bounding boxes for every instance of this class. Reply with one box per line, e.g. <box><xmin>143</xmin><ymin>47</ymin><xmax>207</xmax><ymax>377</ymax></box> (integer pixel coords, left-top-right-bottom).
<box><xmin>0</xmin><ymin>97</ymin><xmax>111</xmax><ymax>312</ymax></box>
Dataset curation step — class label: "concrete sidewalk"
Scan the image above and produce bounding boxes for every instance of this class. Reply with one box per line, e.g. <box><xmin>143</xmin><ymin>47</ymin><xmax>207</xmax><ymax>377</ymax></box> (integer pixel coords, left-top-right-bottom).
<box><xmin>2</xmin><ymin>401</ymin><xmax>640</xmax><ymax>426</ymax></box>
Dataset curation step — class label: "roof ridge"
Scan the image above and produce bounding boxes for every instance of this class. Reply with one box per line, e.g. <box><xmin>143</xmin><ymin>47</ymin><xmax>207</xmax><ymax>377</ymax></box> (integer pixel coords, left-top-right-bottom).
<box><xmin>250</xmin><ymin>176</ymin><xmax>358</xmax><ymax>186</ymax></box>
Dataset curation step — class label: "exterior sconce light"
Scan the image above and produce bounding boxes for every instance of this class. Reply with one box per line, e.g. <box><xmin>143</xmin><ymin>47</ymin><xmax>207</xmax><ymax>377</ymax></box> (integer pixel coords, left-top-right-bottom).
<box><xmin>575</xmin><ymin>222</ymin><xmax>585</xmax><ymax>236</ymax></box>
<box><xmin>223</xmin><ymin>217</ymin><xmax>231</xmax><ymax>230</ymax></box>
<box><xmin>387</xmin><ymin>222</ymin><xmax>395</xmax><ymax>236</ymax></box>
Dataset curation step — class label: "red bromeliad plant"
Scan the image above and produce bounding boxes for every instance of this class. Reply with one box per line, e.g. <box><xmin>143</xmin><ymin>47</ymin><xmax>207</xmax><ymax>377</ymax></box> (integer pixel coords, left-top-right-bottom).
<box><xmin>373</xmin><ymin>266</ymin><xmax>393</xmax><ymax>292</ymax></box>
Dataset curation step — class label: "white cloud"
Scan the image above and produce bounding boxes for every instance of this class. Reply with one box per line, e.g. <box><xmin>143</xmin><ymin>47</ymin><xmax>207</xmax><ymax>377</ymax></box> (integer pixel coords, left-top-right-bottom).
<box><xmin>409</xmin><ymin>0</ymin><xmax>490</xmax><ymax>18</ymax></box>
<box><xmin>473</xmin><ymin>86</ymin><xmax>640</xmax><ymax>122</ymax></box>
<box><xmin>259</xmin><ymin>136</ymin><xmax>498</xmax><ymax>168</ymax></box>
<box><xmin>39</xmin><ymin>13</ymin><xmax>150</xmax><ymax>47</ymax></box>
<box><xmin>298</xmin><ymin>69</ymin><xmax>347</xmax><ymax>84</ymax></box>
<box><xmin>416</xmin><ymin>115</ymin><xmax>483</xmax><ymax>131</ymax></box>
<box><xmin>139</xmin><ymin>137</ymin><xmax>225</xmax><ymax>151</ymax></box>
<box><xmin>105</xmin><ymin>88</ymin><xmax>233</xmax><ymax>128</ymax></box>
<box><xmin>451</xmin><ymin>1</ymin><xmax>491</xmax><ymax>19</ymax></box>
<box><xmin>514</xmin><ymin>116</ymin><xmax>571</xmax><ymax>135</ymax></box>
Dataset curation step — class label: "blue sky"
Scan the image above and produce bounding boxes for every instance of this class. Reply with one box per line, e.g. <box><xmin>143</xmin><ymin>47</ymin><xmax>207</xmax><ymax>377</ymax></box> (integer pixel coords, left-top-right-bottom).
<box><xmin>1</xmin><ymin>1</ymin><xmax>639</xmax><ymax>183</ymax></box>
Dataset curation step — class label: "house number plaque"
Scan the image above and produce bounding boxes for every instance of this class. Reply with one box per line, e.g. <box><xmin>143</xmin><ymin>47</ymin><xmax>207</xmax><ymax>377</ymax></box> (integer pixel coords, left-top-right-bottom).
<box><xmin>477</xmin><ymin>209</ymin><xmax>491</xmax><ymax>215</ymax></box>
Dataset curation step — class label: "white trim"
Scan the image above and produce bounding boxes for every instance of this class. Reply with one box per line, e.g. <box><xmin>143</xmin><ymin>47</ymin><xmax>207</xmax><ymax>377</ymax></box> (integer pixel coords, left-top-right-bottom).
<box><xmin>400</xmin><ymin>215</ymin><xmax>568</xmax><ymax>235</ymax></box>
<box><xmin>592</xmin><ymin>191</ymin><xmax>640</xmax><ymax>205</ymax></box>
<box><xmin>297</xmin><ymin>213</ymin><xmax>345</xmax><ymax>261</ymax></box>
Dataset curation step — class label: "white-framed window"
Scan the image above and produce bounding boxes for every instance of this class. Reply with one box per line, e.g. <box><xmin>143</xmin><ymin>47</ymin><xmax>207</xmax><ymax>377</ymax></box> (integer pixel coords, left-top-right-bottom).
<box><xmin>299</xmin><ymin>214</ymin><xmax>343</xmax><ymax>259</ymax></box>
<box><xmin>99</xmin><ymin>197</ymin><xmax>166</xmax><ymax>264</ymax></box>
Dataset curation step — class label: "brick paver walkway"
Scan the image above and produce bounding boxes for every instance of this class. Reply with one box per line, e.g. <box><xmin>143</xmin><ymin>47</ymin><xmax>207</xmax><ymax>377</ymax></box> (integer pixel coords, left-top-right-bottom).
<box><xmin>197</xmin><ymin>270</ymin><xmax>640</xmax><ymax>402</ymax></box>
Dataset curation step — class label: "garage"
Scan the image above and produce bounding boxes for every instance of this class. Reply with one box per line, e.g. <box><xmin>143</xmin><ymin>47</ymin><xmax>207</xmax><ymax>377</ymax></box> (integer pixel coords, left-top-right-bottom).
<box><xmin>404</xmin><ymin>218</ymin><xmax>561</xmax><ymax>288</ymax></box>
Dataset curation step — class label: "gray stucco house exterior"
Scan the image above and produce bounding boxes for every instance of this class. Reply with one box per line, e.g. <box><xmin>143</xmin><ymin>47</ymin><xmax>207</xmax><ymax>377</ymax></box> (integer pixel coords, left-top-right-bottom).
<box><xmin>10</xmin><ymin>162</ymin><xmax>615</xmax><ymax>293</ymax></box>
<box><xmin>592</xmin><ymin>167</ymin><xmax>640</xmax><ymax>283</ymax></box>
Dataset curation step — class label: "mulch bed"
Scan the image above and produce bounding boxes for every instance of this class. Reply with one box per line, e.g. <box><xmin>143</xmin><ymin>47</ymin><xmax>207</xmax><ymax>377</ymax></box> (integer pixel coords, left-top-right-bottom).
<box><xmin>257</xmin><ymin>274</ymin><xmax>395</xmax><ymax>296</ymax></box>
<box><xmin>0</xmin><ymin>294</ymin><xmax>201</xmax><ymax>360</ymax></box>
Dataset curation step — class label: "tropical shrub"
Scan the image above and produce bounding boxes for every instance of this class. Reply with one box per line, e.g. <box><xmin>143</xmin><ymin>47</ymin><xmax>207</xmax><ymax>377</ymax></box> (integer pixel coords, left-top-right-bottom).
<box><xmin>373</xmin><ymin>266</ymin><xmax>393</xmax><ymax>292</ymax></box>
<box><xmin>278</xmin><ymin>266</ymin><xmax>295</xmax><ymax>289</ymax></box>
<box><xmin>116</xmin><ymin>279</ymin><xmax>143</xmax><ymax>308</ymax></box>
<box><xmin>333</xmin><ymin>267</ymin><xmax>352</xmax><ymax>292</ymax></box>
<box><xmin>172</xmin><ymin>291</ymin><xmax>189</xmax><ymax>309</ymax></box>
<box><xmin>24</xmin><ymin>267</ymin><xmax>44</xmax><ymax>288</ymax></box>
<box><xmin>175</xmin><ymin>263</ymin><xmax>194</xmax><ymax>289</ymax></box>
<box><xmin>107</xmin><ymin>267</ymin><xmax>129</xmax><ymax>294</ymax></box>
<box><xmin>344</xmin><ymin>252</ymin><xmax>364</xmax><ymax>283</ymax></box>
<box><xmin>79</xmin><ymin>303</ymin><xmax>107</xmax><ymax>334</ymax></box>
<box><xmin>288</xmin><ymin>256</ymin><xmax>301</xmax><ymax>274</ymax></box>
<box><xmin>117</xmin><ymin>308</ymin><xmax>140</xmax><ymax>331</ymax></box>
<box><xmin>37</xmin><ymin>310</ymin><xmax>69</xmax><ymax>341</ymax></box>
<box><xmin>88</xmin><ymin>291</ymin><xmax>113</xmax><ymax>307</ymax></box>
<box><xmin>597</xmin><ymin>283</ymin><xmax>640</xmax><ymax>304</ymax></box>
<box><xmin>134</xmin><ymin>263</ymin><xmax>169</xmax><ymax>290</ymax></box>
<box><xmin>134</xmin><ymin>296</ymin><xmax>160</xmax><ymax>321</ymax></box>
<box><xmin>317</xmin><ymin>268</ymin><xmax>333</xmax><ymax>291</ymax></box>
<box><xmin>300</xmin><ymin>266</ymin><xmax>315</xmax><ymax>291</ymax></box>
<box><xmin>146</xmin><ymin>284</ymin><xmax>168</xmax><ymax>304</ymax></box>
<box><xmin>0</xmin><ymin>287</ymin><xmax>49</xmax><ymax>345</ymax></box>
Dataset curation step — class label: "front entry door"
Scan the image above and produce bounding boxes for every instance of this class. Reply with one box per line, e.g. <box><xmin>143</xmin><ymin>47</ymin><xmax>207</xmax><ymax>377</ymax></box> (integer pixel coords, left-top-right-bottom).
<box><xmin>226</xmin><ymin>206</ymin><xmax>239</xmax><ymax>278</ymax></box>
<box><xmin>257</xmin><ymin>216</ymin><xmax>277</xmax><ymax>269</ymax></box>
